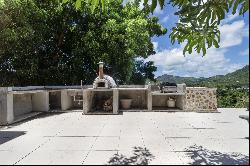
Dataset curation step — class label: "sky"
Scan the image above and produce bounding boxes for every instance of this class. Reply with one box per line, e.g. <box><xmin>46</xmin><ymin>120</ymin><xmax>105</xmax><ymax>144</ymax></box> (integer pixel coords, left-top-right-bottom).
<box><xmin>139</xmin><ymin>2</ymin><xmax>249</xmax><ymax>78</ymax></box>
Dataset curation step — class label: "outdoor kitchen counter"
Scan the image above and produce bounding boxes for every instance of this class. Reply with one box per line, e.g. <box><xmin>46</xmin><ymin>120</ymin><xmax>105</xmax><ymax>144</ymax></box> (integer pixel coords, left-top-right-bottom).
<box><xmin>117</xmin><ymin>87</ymin><xmax>148</xmax><ymax>90</ymax></box>
<box><xmin>150</xmin><ymin>91</ymin><xmax>186</xmax><ymax>111</ymax></box>
<box><xmin>151</xmin><ymin>92</ymin><xmax>185</xmax><ymax>95</ymax></box>
<box><xmin>85</xmin><ymin>88</ymin><xmax>148</xmax><ymax>90</ymax></box>
<box><xmin>8</xmin><ymin>90</ymin><xmax>47</xmax><ymax>94</ymax></box>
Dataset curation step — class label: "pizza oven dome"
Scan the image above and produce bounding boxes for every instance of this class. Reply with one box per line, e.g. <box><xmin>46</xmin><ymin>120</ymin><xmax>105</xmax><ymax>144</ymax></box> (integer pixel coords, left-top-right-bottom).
<box><xmin>93</xmin><ymin>62</ymin><xmax>117</xmax><ymax>89</ymax></box>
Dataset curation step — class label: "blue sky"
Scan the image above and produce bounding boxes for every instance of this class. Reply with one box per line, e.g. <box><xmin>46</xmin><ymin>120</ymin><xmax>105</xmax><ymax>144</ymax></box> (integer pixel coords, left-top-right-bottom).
<box><xmin>143</xmin><ymin>2</ymin><xmax>249</xmax><ymax>78</ymax></box>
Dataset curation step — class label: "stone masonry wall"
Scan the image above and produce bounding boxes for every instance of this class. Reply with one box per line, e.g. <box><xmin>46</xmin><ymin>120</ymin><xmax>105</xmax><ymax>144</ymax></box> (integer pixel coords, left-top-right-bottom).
<box><xmin>185</xmin><ymin>87</ymin><xmax>217</xmax><ymax>112</ymax></box>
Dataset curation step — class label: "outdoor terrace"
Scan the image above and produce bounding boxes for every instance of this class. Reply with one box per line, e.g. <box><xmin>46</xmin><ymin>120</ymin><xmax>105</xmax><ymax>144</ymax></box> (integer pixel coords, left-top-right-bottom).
<box><xmin>0</xmin><ymin>108</ymin><xmax>248</xmax><ymax>165</ymax></box>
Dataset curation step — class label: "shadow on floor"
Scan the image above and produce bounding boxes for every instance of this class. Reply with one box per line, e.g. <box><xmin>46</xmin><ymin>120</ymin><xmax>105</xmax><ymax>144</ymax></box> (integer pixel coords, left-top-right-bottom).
<box><xmin>107</xmin><ymin>147</ymin><xmax>155</xmax><ymax>165</ymax></box>
<box><xmin>185</xmin><ymin>145</ymin><xmax>249</xmax><ymax>165</ymax></box>
<box><xmin>0</xmin><ymin>131</ymin><xmax>26</xmax><ymax>145</ymax></box>
<box><xmin>1</xmin><ymin>112</ymin><xmax>66</xmax><ymax>129</ymax></box>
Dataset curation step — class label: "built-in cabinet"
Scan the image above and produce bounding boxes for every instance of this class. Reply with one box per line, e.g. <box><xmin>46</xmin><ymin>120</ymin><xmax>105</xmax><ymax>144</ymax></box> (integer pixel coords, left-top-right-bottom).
<box><xmin>151</xmin><ymin>92</ymin><xmax>185</xmax><ymax>111</ymax></box>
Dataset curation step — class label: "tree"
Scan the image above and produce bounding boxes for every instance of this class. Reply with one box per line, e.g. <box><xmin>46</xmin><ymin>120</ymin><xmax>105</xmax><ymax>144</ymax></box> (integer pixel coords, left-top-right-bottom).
<box><xmin>130</xmin><ymin>60</ymin><xmax>157</xmax><ymax>85</ymax></box>
<box><xmin>66</xmin><ymin>0</ymin><xmax>249</xmax><ymax>56</ymax></box>
<box><xmin>0</xmin><ymin>0</ymin><xmax>166</xmax><ymax>86</ymax></box>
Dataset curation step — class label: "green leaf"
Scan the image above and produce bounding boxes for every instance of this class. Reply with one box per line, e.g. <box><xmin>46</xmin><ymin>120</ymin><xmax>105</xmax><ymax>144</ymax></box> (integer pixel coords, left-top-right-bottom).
<box><xmin>158</xmin><ymin>0</ymin><xmax>164</xmax><ymax>9</ymax></box>
<box><xmin>239</xmin><ymin>0</ymin><xmax>249</xmax><ymax>15</ymax></box>
<box><xmin>233</xmin><ymin>0</ymin><xmax>244</xmax><ymax>14</ymax></box>
<box><xmin>206</xmin><ymin>12</ymin><xmax>211</xmax><ymax>24</ymax></box>
<box><xmin>90</xmin><ymin>0</ymin><xmax>99</xmax><ymax>13</ymax></box>
<box><xmin>211</xmin><ymin>12</ymin><xmax>216</xmax><ymax>23</ymax></box>
<box><xmin>183</xmin><ymin>43</ymin><xmax>189</xmax><ymax>55</ymax></box>
<box><xmin>75</xmin><ymin>0</ymin><xmax>81</xmax><ymax>10</ymax></box>
<box><xmin>218</xmin><ymin>7</ymin><xmax>225</xmax><ymax>20</ymax></box>
<box><xmin>197</xmin><ymin>43</ymin><xmax>202</xmax><ymax>54</ymax></box>
<box><xmin>213</xmin><ymin>38</ymin><xmax>220</xmax><ymax>48</ymax></box>
<box><xmin>188</xmin><ymin>41</ymin><xmax>195</xmax><ymax>54</ymax></box>
<box><xmin>170</xmin><ymin>34</ymin><xmax>176</xmax><ymax>44</ymax></box>
<box><xmin>201</xmin><ymin>39</ymin><xmax>206</xmax><ymax>56</ymax></box>
<box><xmin>151</xmin><ymin>0</ymin><xmax>157</xmax><ymax>13</ymax></box>
<box><xmin>101</xmin><ymin>0</ymin><xmax>105</xmax><ymax>10</ymax></box>
<box><xmin>207</xmin><ymin>37</ymin><xmax>212</xmax><ymax>48</ymax></box>
<box><xmin>229</xmin><ymin>0</ymin><xmax>234</xmax><ymax>8</ymax></box>
<box><xmin>62</xmin><ymin>0</ymin><xmax>68</xmax><ymax>4</ymax></box>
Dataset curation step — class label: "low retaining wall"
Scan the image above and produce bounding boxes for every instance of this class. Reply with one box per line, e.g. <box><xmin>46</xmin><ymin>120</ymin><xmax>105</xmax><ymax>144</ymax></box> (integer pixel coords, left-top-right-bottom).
<box><xmin>185</xmin><ymin>87</ymin><xmax>217</xmax><ymax>112</ymax></box>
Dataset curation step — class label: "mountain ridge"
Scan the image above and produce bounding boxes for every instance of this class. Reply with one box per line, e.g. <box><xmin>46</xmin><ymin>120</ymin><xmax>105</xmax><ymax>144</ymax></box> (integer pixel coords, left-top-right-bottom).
<box><xmin>156</xmin><ymin>65</ymin><xmax>249</xmax><ymax>87</ymax></box>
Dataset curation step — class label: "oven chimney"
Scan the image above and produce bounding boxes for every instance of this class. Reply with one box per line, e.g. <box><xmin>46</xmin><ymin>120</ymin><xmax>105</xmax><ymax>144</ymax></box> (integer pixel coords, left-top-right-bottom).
<box><xmin>99</xmin><ymin>62</ymin><xmax>104</xmax><ymax>79</ymax></box>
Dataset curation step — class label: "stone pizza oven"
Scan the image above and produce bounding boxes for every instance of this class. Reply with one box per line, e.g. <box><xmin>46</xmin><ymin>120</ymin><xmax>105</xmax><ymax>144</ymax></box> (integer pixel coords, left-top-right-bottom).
<box><xmin>93</xmin><ymin>62</ymin><xmax>109</xmax><ymax>89</ymax></box>
<box><xmin>93</xmin><ymin>62</ymin><xmax>117</xmax><ymax>89</ymax></box>
<box><xmin>82</xmin><ymin>62</ymin><xmax>119</xmax><ymax>114</ymax></box>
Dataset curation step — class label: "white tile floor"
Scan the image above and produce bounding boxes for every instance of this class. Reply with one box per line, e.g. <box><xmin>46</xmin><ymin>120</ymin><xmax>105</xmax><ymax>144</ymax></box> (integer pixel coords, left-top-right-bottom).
<box><xmin>0</xmin><ymin>108</ymin><xmax>249</xmax><ymax>165</ymax></box>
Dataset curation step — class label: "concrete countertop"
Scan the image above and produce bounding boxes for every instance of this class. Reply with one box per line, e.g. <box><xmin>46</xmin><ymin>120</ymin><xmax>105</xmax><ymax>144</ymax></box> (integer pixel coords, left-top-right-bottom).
<box><xmin>8</xmin><ymin>90</ymin><xmax>48</xmax><ymax>94</ymax></box>
<box><xmin>86</xmin><ymin>88</ymin><xmax>148</xmax><ymax>91</ymax></box>
<box><xmin>151</xmin><ymin>92</ymin><xmax>186</xmax><ymax>96</ymax></box>
<box><xmin>117</xmin><ymin>88</ymin><xmax>148</xmax><ymax>90</ymax></box>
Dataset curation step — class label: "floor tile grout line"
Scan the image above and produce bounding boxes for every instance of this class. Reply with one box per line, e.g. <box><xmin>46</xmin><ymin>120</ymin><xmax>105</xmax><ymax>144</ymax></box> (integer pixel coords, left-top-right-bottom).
<box><xmin>149</xmin><ymin>117</ymin><xmax>166</xmax><ymax>160</ymax></box>
<box><xmin>150</xmin><ymin>117</ymin><xmax>174</xmax><ymax>149</ymax></box>
<box><xmin>150</xmin><ymin>117</ymin><xmax>193</xmax><ymax>164</ymax></box>
<box><xmin>117</xmin><ymin>121</ymin><xmax>122</xmax><ymax>152</ymax></box>
<box><xmin>150</xmin><ymin>117</ymin><xmax>186</xmax><ymax>163</ymax></box>
<box><xmin>13</xmin><ymin>129</ymin><xmax>63</xmax><ymax>165</ymax></box>
<box><xmin>136</xmin><ymin>116</ymin><xmax>146</xmax><ymax>149</ymax></box>
<box><xmin>81</xmin><ymin>116</ymin><xmax>109</xmax><ymax>165</ymax></box>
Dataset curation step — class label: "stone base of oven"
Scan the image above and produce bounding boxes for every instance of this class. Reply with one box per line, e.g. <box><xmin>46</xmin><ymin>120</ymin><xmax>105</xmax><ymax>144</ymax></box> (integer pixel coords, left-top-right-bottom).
<box><xmin>83</xmin><ymin>88</ymin><xmax>119</xmax><ymax>115</ymax></box>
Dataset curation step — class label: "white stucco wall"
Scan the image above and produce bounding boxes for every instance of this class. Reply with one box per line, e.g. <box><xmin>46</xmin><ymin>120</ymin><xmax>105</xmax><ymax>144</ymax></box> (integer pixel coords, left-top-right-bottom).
<box><xmin>61</xmin><ymin>90</ymin><xmax>73</xmax><ymax>111</ymax></box>
<box><xmin>13</xmin><ymin>94</ymin><xmax>32</xmax><ymax>117</ymax></box>
<box><xmin>0</xmin><ymin>88</ymin><xmax>14</xmax><ymax>125</ymax></box>
<box><xmin>32</xmin><ymin>92</ymin><xmax>50</xmax><ymax>112</ymax></box>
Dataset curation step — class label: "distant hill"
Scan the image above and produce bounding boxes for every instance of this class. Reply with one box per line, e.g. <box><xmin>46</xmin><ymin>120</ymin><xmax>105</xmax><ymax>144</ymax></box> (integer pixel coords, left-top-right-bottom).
<box><xmin>156</xmin><ymin>74</ymin><xmax>204</xmax><ymax>85</ymax></box>
<box><xmin>203</xmin><ymin>65</ymin><xmax>249</xmax><ymax>87</ymax></box>
<box><xmin>156</xmin><ymin>65</ymin><xmax>249</xmax><ymax>87</ymax></box>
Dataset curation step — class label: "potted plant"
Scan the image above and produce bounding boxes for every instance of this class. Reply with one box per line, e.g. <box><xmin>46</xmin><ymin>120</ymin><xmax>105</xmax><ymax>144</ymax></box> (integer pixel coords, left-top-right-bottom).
<box><xmin>120</xmin><ymin>99</ymin><xmax>132</xmax><ymax>109</ymax></box>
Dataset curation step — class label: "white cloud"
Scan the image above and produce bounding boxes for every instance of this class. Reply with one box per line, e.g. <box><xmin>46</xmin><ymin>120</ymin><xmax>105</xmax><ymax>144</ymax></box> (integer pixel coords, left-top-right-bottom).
<box><xmin>146</xmin><ymin>19</ymin><xmax>249</xmax><ymax>78</ymax></box>
<box><xmin>152</xmin><ymin>42</ymin><xmax>159</xmax><ymax>52</ymax></box>
<box><xmin>161</xmin><ymin>15</ymin><xmax>169</xmax><ymax>23</ymax></box>
<box><xmin>221</xmin><ymin>10</ymin><xmax>239</xmax><ymax>25</ymax></box>
<box><xmin>240</xmin><ymin>48</ymin><xmax>249</xmax><ymax>56</ymax></box>
<box><xmin>219</xmin><ymin>20</ymin><xmax>246</xmax><ymax>48</ymax></box>
<box><xmin>146</xmin><ymin>47</ymin><xmax>245</xmax><ymax>77</ymax></box>
<box><xmin>153</xmin><ymin>5</ymin><xmax>164</xmax><ymax>15</ymax></box>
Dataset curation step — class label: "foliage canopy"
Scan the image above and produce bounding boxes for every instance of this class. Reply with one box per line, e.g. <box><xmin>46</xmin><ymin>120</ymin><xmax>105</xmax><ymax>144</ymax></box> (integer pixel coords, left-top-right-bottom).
<box><xmin>65</xmin><ymin>0</ymin><xmax>249</xmax><ymax>56</ymax></box>
<box><xmin>0</xmin><ymin>0</ymin><xmax>166</xmax><ymax>86</ymax></box>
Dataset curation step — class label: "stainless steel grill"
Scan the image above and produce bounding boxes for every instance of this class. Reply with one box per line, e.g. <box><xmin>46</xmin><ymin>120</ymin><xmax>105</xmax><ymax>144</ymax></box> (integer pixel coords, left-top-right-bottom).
<box><xmin>161</xmin><ymin>86</ymin><xmax>177</xmax><ymax>93</ymax></box>
<box><xmin>160</xmin><ymin>82</ymin><xmax>177</xmax><ymax>93</ymax></box>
